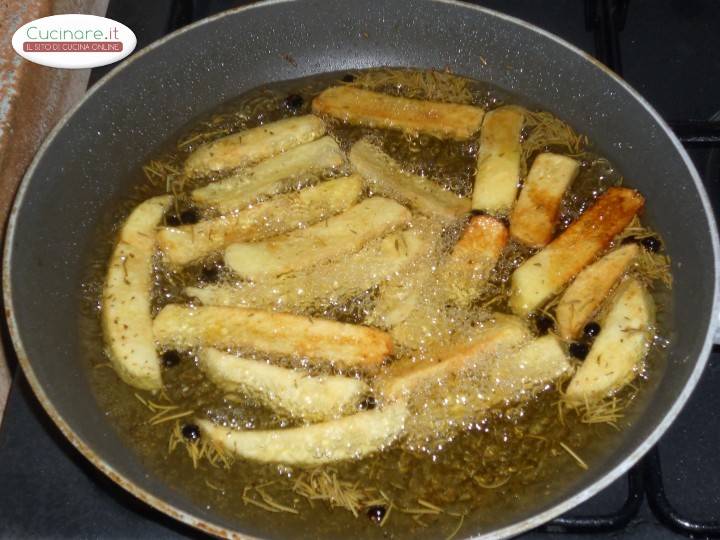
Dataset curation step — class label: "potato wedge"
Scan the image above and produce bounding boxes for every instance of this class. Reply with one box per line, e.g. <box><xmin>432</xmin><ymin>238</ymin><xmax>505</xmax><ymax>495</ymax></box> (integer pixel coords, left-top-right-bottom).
<box><xmin>158</xmin><ymin>175</ymin><xmax>362</xmax><ymax>266</ymax></box>
<box><xmin>186</xmin><ymin>227</ymin><xmax>430</xmax><ymax>312</ymax></box>
<box><xmin>196</xmin><ymin>403</ymin><xmax>407</xmax><ymax>465</ymax></box>
<box><xmin>556</xmin><ymin>243</ymin><xmax>640</xmax><ymax>340</ymax></box>
<box><xmin>366</xmin><ymin>264</ymin><xmax>432</xmax><ymax>330</ymax></box>
<box><xmin>191</xmin><ymin>136</ymin><xmax>344</xmax><ymax>213</ymax></box>
<box><xmin>225</xmin><ymin>197</ymin><xmax>411</xmax><ymax>280</ymax></box>
<box><xmin>349</xmin><ymin>139</ymin><xmax>471</xmax><ymax>219</ymax></box>
<box><xmin>510</xmin><ymin>187</ymin><xmax>644</xmax><ymax>315</ymax></box>
<box><xmin>471</xmin><ymin>106</ymin><xmax>525</xmax><ymax>215</ymax></box>
<box><xmin>102</xmin><ymin>195</ymin><xmax>171</xmax><ymax>390</ymax></box>
<box><xmin>441</xmin><ymin>215</ymin><xmax>508</xmax><ymax>305</ymax></box>
<box><xmin>380</xmin><ymin>315</ymin><xmax>531</xmax><ymax>401</ymax></box>
<box><xmin>184</xmin><ymin>115</ymin><xmax>326</xmax><ymax>176</ymax></box>
<box><xmin>371</xmin><ymin>216</ymin><xmax>507</xmax><ymax>351</ymax></box>
<box><xmin>312</xmin><ymin>86</ymin><xmax>485</xmax><ymax>140</ymax></box>
<box><xmin>199</xmin><ymin>348</ymin><xmax>369</xmax><ymax>422</ymax></box>
<box><xmin>565</xmin><ymin>278</ymin><xmax>655</xmax><ymax>404</ymax></box>
<box><xmin>510</xmin><ymin>153</ymin><xmax>580</xmax><ymax>247</ymax></box>
<box><xmin>153</xmin><ymin>305</ymin><xmax>392</xmax><ymax>371</ymax></box>
<box><xmin>488</xmin><ymin>334</ymin><xmax>573</xmax><ymax>396</ymax></box>
<box><xmin>383</xmin><ymin>330</ymin><xmax>570</xmax><ymax>442</ymax></box>
<box><xmin>367</xmin><ymin>226</ymin><xmax>442</xmax><ymax>330</ymax></box>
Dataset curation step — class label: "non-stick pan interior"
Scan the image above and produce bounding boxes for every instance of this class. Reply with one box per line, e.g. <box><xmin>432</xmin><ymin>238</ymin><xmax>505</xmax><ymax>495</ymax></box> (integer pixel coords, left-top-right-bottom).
<box><xmin>4</xmin><ymin>1</ymin><xmax>717</xmax><ymax>537</ymax></box>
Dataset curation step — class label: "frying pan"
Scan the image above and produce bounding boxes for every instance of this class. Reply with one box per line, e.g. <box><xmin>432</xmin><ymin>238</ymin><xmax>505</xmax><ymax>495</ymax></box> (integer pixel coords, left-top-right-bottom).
<box><xmin>4</xmin><ymin>0</ymin><xmax>720</xmax><ymax>538</ymax></box>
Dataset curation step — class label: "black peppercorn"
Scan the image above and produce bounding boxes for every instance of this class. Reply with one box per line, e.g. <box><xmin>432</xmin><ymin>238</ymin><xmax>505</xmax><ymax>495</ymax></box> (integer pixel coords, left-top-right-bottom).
<box><xmin>359</xmin><ymin>396</ymin><xmax>377</xmax><ymax>410</ymax></box>
<box><xmin>283</xmin><ymin>94</ymin><xmax>304</xmax><ymax>111</ymax></box>
<box><xmin>641</xmin><ymin>236</ymin><xmax>661</xmax><ymax>253</ymax></box>
<box><xmin>342</xmin><ymin>73</ymin><xmax>355</xmax><ymax>83</ymax></box>
<box><xmin>200</xmin><ymin>265</ymin><xmax>220</xmax><ymax>283</ymax></box>
<box><xmin>182</xmin><ymin>423</ymin><xmax>201</xmax><ymax>441</ymax></box>
<box><xmin>180</xmin><ymin>207</ymin><xmax>200</xmax><ymax>225</ymax></box>
<box><xmin>569</xmin><ymin>342</ymin><xmax>590</xmax><ymax>360</ymax></box>
<box><xmin>161</xmin><ymin>350</ymin><xmax>181</xmax><ymax>368</ymax></box>
<box><xmin>367</xmin><ymin>505</ymin><xmax>386</xmax><ymax>523</ymax></box>
<box><xmin>535</xmin><ymin>314</ymin><xmax>554</xmax><ymax>335</ymax></box>
<box><xmin>165</xmin><ymin>213</ymin><xmax>181</xmax><ymax>226</ymax></box>
<box><xmin>583</xmin><ymin>322</ymin><xmax>601</xmax><ymax>339</ymax></box>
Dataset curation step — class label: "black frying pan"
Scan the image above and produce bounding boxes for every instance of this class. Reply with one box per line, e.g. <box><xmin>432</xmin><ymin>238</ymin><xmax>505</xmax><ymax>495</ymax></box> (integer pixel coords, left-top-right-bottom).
<box><xmin>4</xmin><ymin>1</ymin><xmax>720</xmax><ymax>538</ymax></box>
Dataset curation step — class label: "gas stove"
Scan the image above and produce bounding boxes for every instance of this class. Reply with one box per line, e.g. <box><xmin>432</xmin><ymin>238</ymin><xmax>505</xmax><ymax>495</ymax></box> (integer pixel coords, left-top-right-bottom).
<box><xmin>1</xmin><ymin>1</ymin><xmax>718</xmax><ymax>538</ymax></box>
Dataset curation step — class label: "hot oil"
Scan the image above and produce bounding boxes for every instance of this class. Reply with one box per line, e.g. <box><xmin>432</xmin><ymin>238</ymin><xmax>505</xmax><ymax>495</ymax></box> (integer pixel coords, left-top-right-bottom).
<box><xmin>80</xmin><ymin>68</ymin><xmax>671</xmax><ymax>539</ymax></box>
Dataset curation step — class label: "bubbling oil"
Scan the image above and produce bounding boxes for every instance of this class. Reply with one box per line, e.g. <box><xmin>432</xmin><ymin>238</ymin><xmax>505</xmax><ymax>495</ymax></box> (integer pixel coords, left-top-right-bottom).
<box><xmin>81</xmin><ymin>68</ymin><xmax>672</xmax><ymax>539</ymax></box>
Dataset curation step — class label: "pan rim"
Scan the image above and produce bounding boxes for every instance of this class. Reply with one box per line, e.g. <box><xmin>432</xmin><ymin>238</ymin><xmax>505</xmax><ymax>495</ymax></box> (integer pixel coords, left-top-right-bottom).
<box><xmin>3</xmin><ymin>0</ymin><xmax>719</xmax><ymax>538</ymax></box>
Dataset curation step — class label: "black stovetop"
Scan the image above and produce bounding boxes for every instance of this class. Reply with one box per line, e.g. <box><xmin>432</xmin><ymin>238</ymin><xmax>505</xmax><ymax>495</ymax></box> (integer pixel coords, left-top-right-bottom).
<box><xmin>1</xmin><ymin>1</ymin><xmax>719</xmax><ymax>538</ymax></box>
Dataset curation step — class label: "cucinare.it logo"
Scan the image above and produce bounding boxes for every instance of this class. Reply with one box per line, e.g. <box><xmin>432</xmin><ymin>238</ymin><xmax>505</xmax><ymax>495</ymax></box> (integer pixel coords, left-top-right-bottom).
<box><xmin>12</xmin><ymin>14</ymin><xmax>136</xmax><ymax>69</ymax></box>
